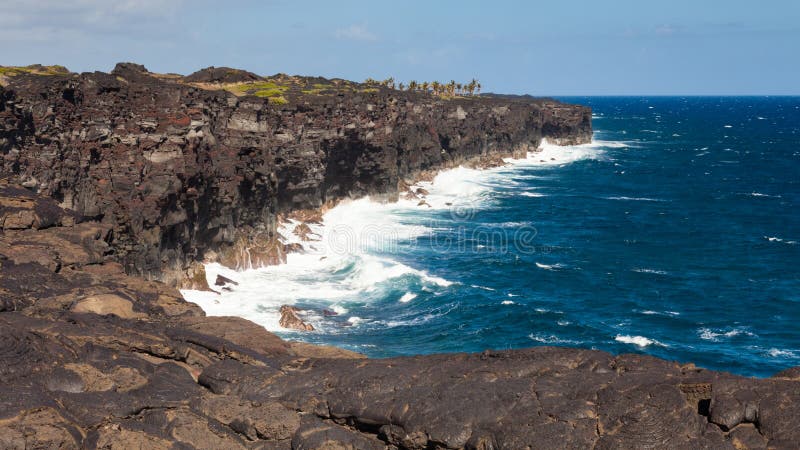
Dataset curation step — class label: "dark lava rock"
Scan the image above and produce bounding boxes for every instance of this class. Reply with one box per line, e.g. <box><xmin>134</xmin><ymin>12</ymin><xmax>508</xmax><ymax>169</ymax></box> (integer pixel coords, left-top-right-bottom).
<box><xmin>184</xmin><ymin>66</ymin><xmax>262</xmax><ymax>84</ymax></box>
<box><xmin>214</xmin><ymin>274</ymin><xmax>239</xmax><ymax>287</ymax></box>
<box><xmin>1</xmin><ymin>64</ymin><xmax>591</xmax><ymax>287</ymax></box>
<box><xmin>279</xmin><ymin>305</ymin><xmax>314</xmax><ymax>331</ymax></box>
<box><xmin>1</xmin><ymin>65</ymin><xmax>798</xmax><ymax>448</ymax></box>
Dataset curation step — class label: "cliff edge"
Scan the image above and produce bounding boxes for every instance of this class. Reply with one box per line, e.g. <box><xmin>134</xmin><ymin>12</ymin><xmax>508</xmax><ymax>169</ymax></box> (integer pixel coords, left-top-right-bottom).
<box><xmin>0</xmin><ymin>63</ymin><xmax>590</xmax><ymax>287</ymax></box>
<box><xmin>2</xmin><ymin>64</ymin><xmax>797</xmax><ymax>449</ymax></box>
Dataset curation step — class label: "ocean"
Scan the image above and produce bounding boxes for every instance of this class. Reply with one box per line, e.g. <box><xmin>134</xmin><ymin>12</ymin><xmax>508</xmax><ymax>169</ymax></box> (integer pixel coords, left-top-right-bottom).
<box><xmin>183</xmin><ymin>96</ymin><xmax>800</xmax><ymax>377</ymax></box>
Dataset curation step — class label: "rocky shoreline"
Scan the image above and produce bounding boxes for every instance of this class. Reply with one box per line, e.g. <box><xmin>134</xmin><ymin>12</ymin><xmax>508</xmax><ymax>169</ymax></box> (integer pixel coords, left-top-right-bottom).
<box><xmin>1</xmin><ymin>64</ymin><xmax>798</xmax><ymax>448</ymax></box>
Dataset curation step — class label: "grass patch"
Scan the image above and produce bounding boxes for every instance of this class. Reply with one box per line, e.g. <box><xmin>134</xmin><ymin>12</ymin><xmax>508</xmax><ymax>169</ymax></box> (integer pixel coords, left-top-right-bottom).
<box><xmin>0</xmin><ymin>65</ymin><xmax>69</xmax><ymax>77</ymax></box>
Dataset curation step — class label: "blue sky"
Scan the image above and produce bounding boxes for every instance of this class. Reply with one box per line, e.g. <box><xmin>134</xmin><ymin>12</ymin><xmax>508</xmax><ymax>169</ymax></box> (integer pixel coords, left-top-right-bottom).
<box><xmin>0</xmin><ymin>0</ymin><xmax>797</xmax><ymax>95</ymax></box>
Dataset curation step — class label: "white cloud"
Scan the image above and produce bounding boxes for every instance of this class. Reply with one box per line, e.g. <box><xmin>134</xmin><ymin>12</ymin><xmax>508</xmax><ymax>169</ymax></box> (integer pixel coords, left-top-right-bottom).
<box><xmin>0</xmin><ymin>0</ymin><xmax>185</xmax><ymax>41</ymax></box>
<box><xmin>334</xmin><ymin>24</ymin><xmax>377</xmax><ymax>42</ymax></box>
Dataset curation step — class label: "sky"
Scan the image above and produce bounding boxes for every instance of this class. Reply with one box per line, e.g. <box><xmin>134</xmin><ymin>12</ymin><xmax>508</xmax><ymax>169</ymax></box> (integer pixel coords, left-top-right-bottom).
<box><xmin>0</xmin><ymin>0</ymin><xmax>798</xmax><ymax>95</ymax></box>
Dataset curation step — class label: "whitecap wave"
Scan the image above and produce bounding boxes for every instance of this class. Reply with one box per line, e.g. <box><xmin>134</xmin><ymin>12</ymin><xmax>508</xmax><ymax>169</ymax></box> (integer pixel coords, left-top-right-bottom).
<box><xmin>767</xmin><ymin>348</ymin><xmax>798</xmax><ymax>358</ymax></box>
<box><xmin>698</xmin><ymin>327</ymin><xmax>756</xmax><ymax>342</ymax></box>
<box><xmin>529</xmin><ymin>333</ymin><xmax>581</xmax><ymax>345</ymax></box>
<box><xmin>747</xmin><ymin>192</ymin><xmax>781</xmax><ymax>198</ymax></box>
<box><xmin>615</xmin><ymin>335</ymin><xmax>667</xmax><ymax>348</ymax></box>
<box><xmin>765</xmin><ymin>236</ymin><xmax>797</xmax><ymax>245</ymax></box>
<box><xmin>606</xmin><ymin>196</ymin><xmax>665</xmax><ymax>202</ymax></box>
<box><xmin>535</xmin><ymin>262</ymin><xmax>565</xmax><ymax>271</ymax></box>
<box><xmin>399</xmin><ymin>292</ymin><xmax>417</xmax><ymax>303</ymax></box>
<box><xmin>183</xmin><ymin>137</ymin><xmax>608</xmax><ymax>333</ymax></box>
<box><xmin>640</xmin><ymin>310</ymin><xmax>680</xmax><ymax>317</ymax></box>
<box><xmin>471</xmin><ymin>285</ymin><xmax>496</xmax><ymax>291</ymax></box>
<box><xmin>506</xmin><ymin>139</ymin><xmax>612</xmax><ymax>169</ymax></box>
<box><xmin>631</xmin><ymin>268</ymin><xmax>668</xmax><ymax>275</ymax></box>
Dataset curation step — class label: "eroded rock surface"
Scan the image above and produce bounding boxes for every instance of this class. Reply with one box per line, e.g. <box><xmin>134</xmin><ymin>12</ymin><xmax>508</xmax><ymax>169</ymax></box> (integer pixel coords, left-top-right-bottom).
<box><xmin>0</xmin><ymin>194</ymin><xmax>797</xmax><ymax>449</ymax></box>
<box><xmin>0</xmin><ymin>64</ymin><xmax>591</xmax><ymax>285</ymax></box>
<box><xmin>1</xmin><ymin>67</ymin><xmax>798</xmax><ymax>449</ymax></box>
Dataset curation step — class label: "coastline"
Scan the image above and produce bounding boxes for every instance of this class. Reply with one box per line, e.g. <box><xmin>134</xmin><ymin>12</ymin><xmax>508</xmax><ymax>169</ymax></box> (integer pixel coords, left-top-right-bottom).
<box><xmin>1</xmin><ymin>65</ymin><xmax>799</xmax><ymax>447</ymax></box>
<box><xmin>181</xmin><ymin>138</ymin><xmax>610</xmax><ymax>336</ymax></box>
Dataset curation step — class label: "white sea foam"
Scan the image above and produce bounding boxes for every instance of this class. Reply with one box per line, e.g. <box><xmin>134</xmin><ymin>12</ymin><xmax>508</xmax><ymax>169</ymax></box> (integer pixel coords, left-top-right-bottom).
<box><xmin>471</xmin><ymin>285</ymin><xmax>496</xmax><ymax>291</ymax></box>
<box><xmin>529</xmin><ymin>333</ymin><xmax>581</xmax><ymax>345</ymax></box>
<box><xmin>331</xmin><ymin>305</ymin><xmax>349</xmax><ymax>315</ymax></box>
<box><xmin>507</xmin><ymin>139</ymin><xmax>613</xmax><ymax>168</ymax></box>
<box><xmin>535</xmin><ymin>262</ymin><xmax>564</xmax><ymax>271</ymax></box>
<box><xmin>493</xmin><ymin>221</ymin><xmax>530</xmax><ymax>228</ymax></box>
<box><xmin>183</xmin><ymin>137</ymin><xmax>613</xmax><ymax>332</ymax></box>
<box><xmin>765</xmin><ymin>236</ymin><xmax>797</xmax><ymax>245</ymax></box>
<box><xmin>518</xmin><ymin>191</ymin><xmax>546</xmax><ymax>197</ymax></box>
<box><xmin>501</xmin><ymin>300</ymin><xmax>515</xmax><ymax>305</ymax></box>
<box><xmin>606</xmin><ymin>196</ymin><xmax>665</xmax><ymax>202</ymax></box>
<box><xmin>399</xmin><ymin>292</ymin><xmax>417</xmax><ymax>303</ymax></box>
<box><xmin>767</xmin><ymin>348</ymin><xmax>797</xmax><ymax>358</ymax></box>
<box><xmin>641</xmin><ymin>310</ymin><xmax>680</xmax><ymax>317</ymax></box>
<box><xmin>747</xmin><ymin>192</ymin><xmax>781</xmax><ymax>198</ymax></box>
<box><xmin>632</xmin><ymin>268</ymin><xmax>668</xmax><ymax>275</ymax></box>
<box><xmin>615</xmin><ymin>335</ymin><xmax>666</xmax><ymax>348</ymax></box>
<box><xmin>698</xmin><ymin>327</ymin><xmax>756</xmax><ymax>342</ymax></box>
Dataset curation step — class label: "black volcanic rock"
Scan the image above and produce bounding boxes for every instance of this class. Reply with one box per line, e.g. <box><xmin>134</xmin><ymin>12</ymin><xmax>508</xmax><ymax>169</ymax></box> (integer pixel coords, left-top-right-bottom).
<box><xmin>1</xmin><ymin>65</ymin><xmax>797</xmax><ymax>448</ymax></box>
<box><xmin>0</xmin><ymin>65</ymin><xmax>591</xmax><ymax>287</ymax></box>
<box><xmin>184</xmin><ymin>66</ymin><xmax>263</xmax><ymax>84</ymax></box>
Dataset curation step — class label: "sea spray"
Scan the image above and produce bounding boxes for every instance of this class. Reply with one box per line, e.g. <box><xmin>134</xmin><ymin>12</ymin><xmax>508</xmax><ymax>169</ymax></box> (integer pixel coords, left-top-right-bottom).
<box><xmin>182</xmin><ymin>138</ymin><xmax>609</xmax><ymax>332</ymax></box>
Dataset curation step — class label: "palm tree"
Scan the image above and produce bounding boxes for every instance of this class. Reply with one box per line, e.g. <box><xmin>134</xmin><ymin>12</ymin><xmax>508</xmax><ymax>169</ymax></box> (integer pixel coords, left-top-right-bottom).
<box><xmin>476</xmin><ymin>81</ymin><xmax>481</xmax><ymax>95</ymax></box>
<box><xmin>398</xmin><ymin>82</ymin><xmax>405</xmax><ymax>91</ymax></box>
<box><xmin>467</xmin><ymin>79</ymin><xmax>477</xmax><ymax>96</ymax></box>
<box><xmin>431</xmin><ymin>81</ymin><xmax>440</xmax><ymax>96</ymax></box>
<box><xmin>456</xmin><ymin>83</ymin><xmax>463</xmax><ymax>96</ymax></box>
<box><xmin>408</xmin><ymin>80</ymin><xmax>418</xmax><ymax>92</ymax></box>
<box><xmin>448</xmin><ymin>80</ymin><xmax>456</xmax><ymax>97</ymax></box>
<box><xmin>421</xmin><ymin>81</ymin><xmax>429</xmax><ymax>93</ymax></box>
<box><xmin>384</xmin><ymin>77</ymin><xmax>395</xmax><ymax>89</ymax></box>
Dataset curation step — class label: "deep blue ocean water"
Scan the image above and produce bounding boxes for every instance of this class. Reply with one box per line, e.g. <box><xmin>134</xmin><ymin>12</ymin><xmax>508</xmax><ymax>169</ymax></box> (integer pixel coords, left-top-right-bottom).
<box><xmin>187</xmin><ymin>97</ymin><xmax>800</xmax><ymax>377</ymax></box>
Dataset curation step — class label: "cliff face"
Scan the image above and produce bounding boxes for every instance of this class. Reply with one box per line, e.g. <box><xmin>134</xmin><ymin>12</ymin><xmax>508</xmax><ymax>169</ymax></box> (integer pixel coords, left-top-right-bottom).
<box><xmin>1</xmin><ymin>184</ymin><xmax>798</xmax><ymax>448</ymax></box>
<box><xmin>0</xmin><ymin>64</ymin><xmax>591</xmax><ymax>285</ymax></box>
<box><xmin>1</xmin><ymin>66</ymin><xmax>799</xmax><ymax>448</ymax></box>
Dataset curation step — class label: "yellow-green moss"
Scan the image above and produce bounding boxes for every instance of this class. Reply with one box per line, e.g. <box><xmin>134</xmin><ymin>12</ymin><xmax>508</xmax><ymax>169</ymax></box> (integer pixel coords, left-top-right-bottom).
<box><xmin>226</xmin><ymin>81</ymin><xmax>290</xmax><ymax>98</ymax></box>
<box><xmin>0</xmin><ymin>65</ymin><xmax>69</xmax><ymax>77</ymax></box>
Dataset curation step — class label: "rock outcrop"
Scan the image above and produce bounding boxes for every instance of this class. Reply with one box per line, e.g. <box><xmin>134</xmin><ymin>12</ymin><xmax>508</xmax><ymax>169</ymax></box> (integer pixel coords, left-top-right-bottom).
<box><xmin>0</xmin><ymin>63</ymin><xmax>591</xmax><ymax>286</ymax></box>
<box><xmin>2</xmin><ymin>65</ymin><xmax>797</xmax><ymax>448</ymax></box>
<box><xmin>279</xmin><ymin>305</ymin><xmax>315</xmax><ymax>331</ymax></box>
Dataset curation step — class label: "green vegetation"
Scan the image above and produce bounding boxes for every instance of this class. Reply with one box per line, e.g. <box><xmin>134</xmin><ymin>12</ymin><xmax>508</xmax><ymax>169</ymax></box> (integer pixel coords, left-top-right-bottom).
<box><xmin>0</xmin><ymin>65</ymin><xmax>69</xmax><ymax>77</ymax></box>
<box><xmin>228</xmin><ymin>81</ymin><xmax>287</xmax><ymax>96</ymax></box>
<box><xmin>367</xmin><ymin>76</ymin><xmax>482</xmax><ymax>98</ymax></box>
<box><xmin>225</xmin><ymin>80</ymin><xmax>290</xmax><ymax>103</ymax></box>
<box><xmin>187</xmin><ymin>71</ymin><xmax>480</xmax><ymax>104</ymax></box>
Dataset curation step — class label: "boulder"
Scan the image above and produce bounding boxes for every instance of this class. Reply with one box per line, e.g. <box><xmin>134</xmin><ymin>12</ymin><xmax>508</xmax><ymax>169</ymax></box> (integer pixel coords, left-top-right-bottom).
<box><xmin>279</xmin><ymin>305</ymin><xmax>314</xmax><ymax>331</ymax></box>
<box><xmin>71</xmin><ymin>294</ymin><xmax>145</xmax><ymax>319</ymax></box>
